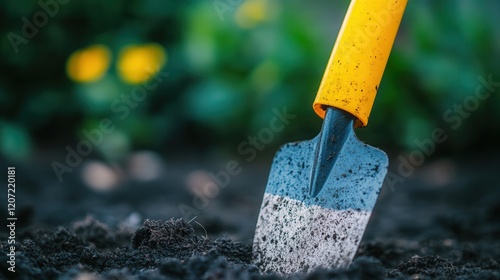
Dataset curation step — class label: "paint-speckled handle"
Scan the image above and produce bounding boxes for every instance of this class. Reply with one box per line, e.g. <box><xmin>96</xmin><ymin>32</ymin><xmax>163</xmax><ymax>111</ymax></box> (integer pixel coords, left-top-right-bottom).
<box><xmin>313</xmin><ymin>0</ymin><xmax>407</xmax><ymax>127</ymax></box>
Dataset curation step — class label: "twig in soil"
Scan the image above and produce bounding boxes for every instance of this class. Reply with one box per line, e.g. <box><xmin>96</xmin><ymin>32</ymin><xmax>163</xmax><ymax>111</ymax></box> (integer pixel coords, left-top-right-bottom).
<box><xmin>187</xmin><ymin>216</ymin><xmax>208</xmax><ymax>239</ymax></box>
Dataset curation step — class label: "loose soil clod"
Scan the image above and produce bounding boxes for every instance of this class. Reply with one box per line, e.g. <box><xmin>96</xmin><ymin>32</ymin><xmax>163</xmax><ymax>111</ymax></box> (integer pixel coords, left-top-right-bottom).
<box><xmin>0</xmin><ymin>158</ymin><xmax>499</xmax><ymax>279</ymax></box>
<box><xmin>2</xmin><ymin>216</ymin><xmax>499</xmax><ymax>279</ymax></box>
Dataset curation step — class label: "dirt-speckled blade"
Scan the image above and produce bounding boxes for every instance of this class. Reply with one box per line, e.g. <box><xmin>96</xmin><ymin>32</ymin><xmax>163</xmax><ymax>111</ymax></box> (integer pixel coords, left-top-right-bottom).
<box><xmin>253</xmin><ymin>127</ymin><xmax>388</xmax><ymax>275</ymax></box>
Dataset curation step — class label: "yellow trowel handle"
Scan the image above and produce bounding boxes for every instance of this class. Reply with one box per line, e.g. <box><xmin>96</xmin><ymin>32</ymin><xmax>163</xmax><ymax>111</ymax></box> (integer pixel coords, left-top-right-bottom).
<box><xmin>313</xmin><ymin>0</ymin><xmax>407</xmax><ymax>127</ymax></box>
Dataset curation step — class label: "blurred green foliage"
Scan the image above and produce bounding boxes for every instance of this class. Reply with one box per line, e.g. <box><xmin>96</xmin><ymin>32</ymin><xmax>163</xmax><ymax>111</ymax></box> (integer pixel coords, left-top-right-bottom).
<box><xmin>1</xmin><ymin>0</ymin><xmax>499</xmax><ymax>161</ymax></box>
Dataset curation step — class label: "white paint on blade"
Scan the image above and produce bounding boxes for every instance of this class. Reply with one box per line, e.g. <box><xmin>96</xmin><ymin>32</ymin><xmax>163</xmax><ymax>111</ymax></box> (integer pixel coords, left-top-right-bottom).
<box><xmin>253</xmin><ymin>193</ymin><xmax>371</xmax><ymax>275</ymax></box>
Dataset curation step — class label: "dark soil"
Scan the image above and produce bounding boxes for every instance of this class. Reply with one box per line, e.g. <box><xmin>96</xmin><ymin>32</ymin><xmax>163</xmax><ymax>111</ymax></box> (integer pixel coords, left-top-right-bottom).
<box><xmin>0</xmin><ymin>155</ymin><xmax>499</xmax><ymax>279</ymax></box>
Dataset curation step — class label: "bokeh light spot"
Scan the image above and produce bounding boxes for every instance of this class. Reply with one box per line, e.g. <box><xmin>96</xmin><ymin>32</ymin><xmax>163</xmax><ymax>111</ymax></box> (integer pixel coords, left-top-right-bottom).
<box><xmin>235</xmin><ymin>0</ymin><xmax>268</xmax><ymax>29</ymax></box>
<box><xmin>66</xmin><ymin>44</ymin><xmax>111</xmax><ymax>83</ymax></box>
<box><xmin>81</xmin><ymin>161</ymin><xmax>119</xmax><ymax>192</ymax></box>
<box><xmin>117</xmin><ymin>43</ymin><xmax>167</xmax><ymax>84</ymax></box>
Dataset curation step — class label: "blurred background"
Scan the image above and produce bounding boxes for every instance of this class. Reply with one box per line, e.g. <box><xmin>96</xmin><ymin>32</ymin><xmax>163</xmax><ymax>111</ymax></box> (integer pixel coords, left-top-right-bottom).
<box><xmin>2</xmin><ymin>0</ymin><xmax>499</xmax><ymax>161</ymax></box>
<box><xmin>0</xmin><ymin>0</ymin><xmax>499</xmax><ymax>237</ymax></box>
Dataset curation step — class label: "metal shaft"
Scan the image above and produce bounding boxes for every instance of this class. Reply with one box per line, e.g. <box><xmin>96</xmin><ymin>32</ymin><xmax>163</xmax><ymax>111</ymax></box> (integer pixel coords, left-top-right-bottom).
<box><xmin>309</xmin><ymin>106</ymin><xmax>355</xmax><ymax>197</ymax></box>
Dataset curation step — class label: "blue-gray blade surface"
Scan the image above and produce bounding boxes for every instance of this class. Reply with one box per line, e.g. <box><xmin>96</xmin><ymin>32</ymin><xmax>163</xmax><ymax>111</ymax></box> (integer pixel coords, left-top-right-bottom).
<box><xmin>253</xmin><ymin>129</ymin><xmax>388</xmax><ymax>275</ymax></box>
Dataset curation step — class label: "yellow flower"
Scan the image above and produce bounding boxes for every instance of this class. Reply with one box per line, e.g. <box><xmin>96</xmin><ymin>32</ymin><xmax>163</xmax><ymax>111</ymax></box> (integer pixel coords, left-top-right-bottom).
<box><xmin>66</xmin><ymin>44</ymin><xmax>111</xmax><ymax>83</ymax></box>
<box><xmin>235</xmin><ymin>0</ymin><xmax>269</xmax><ymax>29</ymax></box>
<box><xmin>117</xmin><ymin>43</ymin><xmax>167</xmax><ymax>84</ymax></box>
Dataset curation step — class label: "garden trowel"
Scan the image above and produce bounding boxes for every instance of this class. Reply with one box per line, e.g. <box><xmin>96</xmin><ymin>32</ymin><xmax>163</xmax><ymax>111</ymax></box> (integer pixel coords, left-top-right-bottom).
<box><xmin>253</xmin><ymin>0</ymin><xmax>407</xmax><ymax>275</ymax></box>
